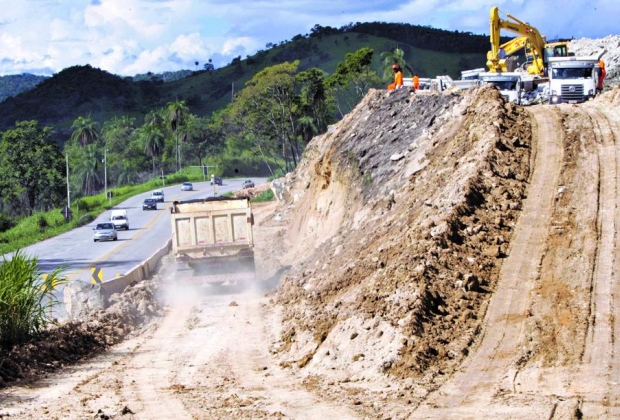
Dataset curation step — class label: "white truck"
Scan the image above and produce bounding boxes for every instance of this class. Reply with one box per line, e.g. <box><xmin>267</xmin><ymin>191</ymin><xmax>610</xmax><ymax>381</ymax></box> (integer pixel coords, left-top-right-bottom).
<box><xmin>478</xmin><ymin>72</ymin><xmax>522</xmax><ymax>105</ymax></box>
<box><xmin>547</xmin><ymin>56</ymin><xmax>600</xmax><ymax>104</ymax></box>
<box><xmin>169</xmin><ymin>197</ymin><xmax>255</xmax><ymax>286</ymax></box>
<box><xmin>109</xmin><ymin>209</ymin><xmax>129</xmax><ymax>230</ymax></box>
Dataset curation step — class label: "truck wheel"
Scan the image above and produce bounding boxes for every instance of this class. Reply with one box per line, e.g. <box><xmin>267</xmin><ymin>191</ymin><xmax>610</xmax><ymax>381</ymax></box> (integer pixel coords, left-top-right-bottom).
<box><xmin>94</xmin><ymin>239</ymin><xmax>97</xmax><ymax>242</ymax></box>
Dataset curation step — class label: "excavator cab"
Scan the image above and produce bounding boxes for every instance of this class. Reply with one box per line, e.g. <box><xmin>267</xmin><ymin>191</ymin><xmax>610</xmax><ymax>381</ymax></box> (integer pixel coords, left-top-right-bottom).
<box><xmin>545</xmin><ymin>42</ymin><xmax>569</xmax><ymax>60</ymax></box>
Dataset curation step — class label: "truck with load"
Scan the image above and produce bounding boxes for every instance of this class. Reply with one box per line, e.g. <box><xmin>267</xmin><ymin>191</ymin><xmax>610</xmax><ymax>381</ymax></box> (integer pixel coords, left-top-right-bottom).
<box><xmin>169</xmin><ymin>196</ymin><xmax>255</xmax><ymax>286</ymax></box>
<box><xmin>548</xmin><ymin>56</ymin><xmax>600</xmax><ymax>104</ymax></box>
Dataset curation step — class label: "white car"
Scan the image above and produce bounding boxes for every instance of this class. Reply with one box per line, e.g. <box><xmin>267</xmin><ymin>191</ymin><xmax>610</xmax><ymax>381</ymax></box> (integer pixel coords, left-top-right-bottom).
<box><xmin>152</xmin><ymin>189</ymin><xmax>165</xmax><ymax>202</ymax></box>
<box><xmin>93</xmin><ymin>222</ymin><xmax>118</xmax><ymax>242</ymax></box>
<box><xmin>181</xmin><ymin>182</ymin><xmax>193</xmax><ymax>191</ymax></box>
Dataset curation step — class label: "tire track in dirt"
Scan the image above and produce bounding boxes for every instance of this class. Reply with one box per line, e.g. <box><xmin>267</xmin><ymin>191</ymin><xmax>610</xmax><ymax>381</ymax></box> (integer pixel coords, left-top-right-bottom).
<box><xmin>604</xmin><ymin>104</ymin><xmax>620</xmax><ymax>418</ymax></box>
<box><xmin>0</xmin><ymin>304</ymin><xmax>197</xmax><ymax>419</ymax></box>
<box><xmin>414</xmin><ymin>105</ymin><xmax>564</xmax><ymax>418</ymax></box>
<box><xmin>572</xmin><ymin>105</ymin><xmax>620</xmax><ymax>418</ymax></box>
<box><xmin>178</xmin><ymin>292</ymin><xmax>361</xmax><ymax>419</ymax></box>
<box><xmin>118</xmin><ymin>303</ymin><xmax>197</xmax><ymax>419</ymax></box>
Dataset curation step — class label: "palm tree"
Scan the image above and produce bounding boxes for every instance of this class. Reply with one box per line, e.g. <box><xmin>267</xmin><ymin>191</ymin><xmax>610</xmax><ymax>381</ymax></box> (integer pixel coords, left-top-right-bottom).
<box><xmin>380</xmin><ymin>47</ymin><xmax>414</xmax><ymax>81</ymax></box>
<box><xmin>102</xmin><ymin>116</ymin><xmax>135</xmax><ymax>154</ymax></box>
<box><xmin>296</xmin><ymin>115</ymin><xmax>318</xmax><ymax>144</ymax></box>
<box><xmin>72</xmin><ymin>144</ymin><xmax>101</xmax><ymax>196</ymax></box>
<box><xmin>166</xmin><ymin>100</ymin><xmax>189</xmax><ymax>172</ymax></box>
<box><xmin>116</xmin><ymin>161</ymin><xmax>139</xmax><ymax>186</ymax></box>
<box><xmin>138</xmin><ymin>125</ymin><xmax>165</xmax><ymax>174</ymax></box>
<box><xmin>70</xmin><ymin>116</ymin><xmax>100</xmax><ymax>147</ymax></box>
<box><xmin>144</xmin><ymin>109</ymin><xmax>165</xmax><ymax>129</ymax></box>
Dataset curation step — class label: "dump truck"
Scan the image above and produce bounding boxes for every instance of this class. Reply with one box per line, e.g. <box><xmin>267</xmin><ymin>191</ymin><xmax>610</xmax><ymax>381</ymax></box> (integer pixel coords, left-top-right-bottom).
<box><xmin>169</xmin><ymin>196</ymin><xmax>255</xmax><ymax>286</ymax></box>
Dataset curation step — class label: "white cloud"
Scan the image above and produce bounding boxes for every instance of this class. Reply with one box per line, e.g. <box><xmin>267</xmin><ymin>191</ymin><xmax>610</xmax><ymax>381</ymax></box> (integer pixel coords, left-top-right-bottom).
<box><xmin>0</xmin><ymin>0</ymin><xmax>617</xmax><ymax>77</ymax></box>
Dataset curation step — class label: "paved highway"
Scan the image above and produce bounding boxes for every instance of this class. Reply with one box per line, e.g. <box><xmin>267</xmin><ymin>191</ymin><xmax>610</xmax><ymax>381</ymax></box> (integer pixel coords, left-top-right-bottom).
<box><xmin>5</xmin><ymin>177</ymin><xmax>267</xmax><ymax>285</ymax></box>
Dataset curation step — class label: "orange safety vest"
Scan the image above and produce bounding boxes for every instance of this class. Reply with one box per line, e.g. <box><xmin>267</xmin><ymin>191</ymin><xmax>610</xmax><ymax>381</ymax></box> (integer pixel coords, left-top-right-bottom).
<box><xmin>394</xmin><ymin>70</ymin><xmax>403</xmax><ymax>88</ymax></box>
<box><xmin>598</xmin><ymin>60</ymin><xmax>606</xmax><ymax>90</ymax></box>
<box><xmin>413</xmin><ymin>75</ymin><xmax>420</xmax><ymax>90</ymax></box>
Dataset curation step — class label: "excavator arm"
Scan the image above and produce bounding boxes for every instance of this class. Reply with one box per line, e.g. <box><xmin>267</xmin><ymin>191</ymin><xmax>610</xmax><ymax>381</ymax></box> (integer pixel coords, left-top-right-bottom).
<box><xmin>500</xmin><ymin>36</ymin><xmax>528</xmax><ymax>55</ymax></box>
<box><xmin>486</xmin><ymin>6</ymin><xmax>547</xmax><ymax>75</ymax></box>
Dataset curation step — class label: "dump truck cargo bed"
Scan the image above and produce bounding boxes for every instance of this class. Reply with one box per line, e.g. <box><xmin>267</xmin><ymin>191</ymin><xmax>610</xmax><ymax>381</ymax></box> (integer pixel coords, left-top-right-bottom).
<box><xmin>170</xmin><ymin>197</ymin><xmax>255</xmax><ymax>285</ymax></box>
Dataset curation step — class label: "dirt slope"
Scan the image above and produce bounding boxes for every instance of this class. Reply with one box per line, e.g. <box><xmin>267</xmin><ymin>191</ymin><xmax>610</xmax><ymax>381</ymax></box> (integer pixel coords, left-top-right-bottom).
<box><xmin>2</xmin><ymin>85</ymin><xmax>620</xmax><ymax>419</ymax></box>
<box><xmin>268</xmin><ymin>85</ymin><xmax>620</xmax><ymax>418</ymax></box>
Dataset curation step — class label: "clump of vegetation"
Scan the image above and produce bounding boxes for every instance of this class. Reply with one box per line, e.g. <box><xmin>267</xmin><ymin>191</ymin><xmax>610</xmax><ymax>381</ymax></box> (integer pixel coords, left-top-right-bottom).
<box><xmin>36</xmin><ymin>214</ymin><xmax>49</xmax><ymax>231</ymax></box>
<box><xmin>0</xmin><ymin>250</ymin><xmax>66</xmax><ymax>347</ymax></box>
<box><xmin>0</xmin><ymin>213</ymin><xmax>16</xmax><ymax>233</ymax></box>
<box><xmin>252</xmin><ymin>189</ymin><xmax>274</xmax><ymax>203</ymax></box>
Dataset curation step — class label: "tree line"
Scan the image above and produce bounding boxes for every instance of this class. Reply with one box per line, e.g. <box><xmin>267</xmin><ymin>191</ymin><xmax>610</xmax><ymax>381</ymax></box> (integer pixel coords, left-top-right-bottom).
<box><xmin>0</xmin><ymin>47</ymin><xmax>404</xmax><ymax>227</ymax></box>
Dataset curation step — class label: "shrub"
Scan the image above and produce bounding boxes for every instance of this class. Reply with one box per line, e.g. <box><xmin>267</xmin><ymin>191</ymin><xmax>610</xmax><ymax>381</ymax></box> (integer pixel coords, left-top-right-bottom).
<box><xmin>36</xmin><ymin>214</ymin><xmax>49</xmax><ymax>231</ymax></box>
<box><xmin>0</xmin><ymin>213</ymin><xmax>16</xmax><ymax>233</ymax></box>
<box><xmin>75</xmin><ymin>198</ymin><xmax>91</xmax><ymax>212</ymax></box>
<box><xmin>0</xmin><ymin>250</ymin><xmax>66</xmax><ymax>347</ymax></box>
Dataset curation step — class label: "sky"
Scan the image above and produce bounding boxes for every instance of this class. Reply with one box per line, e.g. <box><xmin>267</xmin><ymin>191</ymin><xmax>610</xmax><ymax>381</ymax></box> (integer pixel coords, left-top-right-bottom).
<box><xmin>0</xmin><ymin>0</ymin><xmax>617</xmax><ymax>77</ymax></box>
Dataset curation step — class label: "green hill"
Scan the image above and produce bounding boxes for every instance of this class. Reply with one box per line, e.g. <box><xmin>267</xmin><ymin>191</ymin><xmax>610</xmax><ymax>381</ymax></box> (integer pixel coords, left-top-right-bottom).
<box><xmin>0</xmin><ymin>22</ymin><xmax>492</xmax><ymax>142</ymax></box>
<box><xmin>0</xmin><ymin>74</ymin><xmax>48</xmax><ymax>103</ymax></box>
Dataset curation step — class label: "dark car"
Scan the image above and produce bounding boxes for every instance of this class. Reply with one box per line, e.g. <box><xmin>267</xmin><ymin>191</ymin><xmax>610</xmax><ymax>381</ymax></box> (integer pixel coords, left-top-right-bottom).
<box><xmin>211</xmin><ymin>177</ymin><xmax>223</xmax><ymax>186</ymax></box>
<box><xmin>242</xmin><ymin>179</ymin><xmax>255</xmax><ymax>189</ymax></box>
<box><xmin>142</xmin><ymin>198</ymin><xmax>157</xmax><ymax>210</ymax></box>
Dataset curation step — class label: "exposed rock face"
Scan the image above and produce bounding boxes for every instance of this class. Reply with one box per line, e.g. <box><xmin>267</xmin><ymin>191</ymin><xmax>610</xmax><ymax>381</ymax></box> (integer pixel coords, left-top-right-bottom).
<box><xmin>271</xmin><ymin>86</ymin><xmax>532</xmax><ymax>386</ymax></box>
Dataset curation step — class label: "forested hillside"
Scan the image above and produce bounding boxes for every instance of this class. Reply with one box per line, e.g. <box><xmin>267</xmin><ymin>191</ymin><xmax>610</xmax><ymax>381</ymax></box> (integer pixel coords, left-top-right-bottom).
<box><xmin>0</xmin><ymin>21</ymin><xmax>493</xmax><ymax>225</ymax></box>
<box><xmin>0</xmin><ymin>74</ymin><xmax>48</xmax><ymax>103</ymax></box>
<box><xmin>0</xmin><ymin>22</ymin><xmax>491</xmax><ymax>138</ymax></box>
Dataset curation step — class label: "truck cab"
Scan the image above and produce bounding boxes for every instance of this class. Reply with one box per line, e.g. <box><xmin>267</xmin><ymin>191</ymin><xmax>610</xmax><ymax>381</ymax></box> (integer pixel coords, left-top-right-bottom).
<box><xmin>478</xmin><ymin>72</ymin><xmax>522</xmax><ymax>105</ymax></box>
<box><xmin>548</xmin><ymin>56</ymin><xmax>599</xmax><ymax>104</ymax></box>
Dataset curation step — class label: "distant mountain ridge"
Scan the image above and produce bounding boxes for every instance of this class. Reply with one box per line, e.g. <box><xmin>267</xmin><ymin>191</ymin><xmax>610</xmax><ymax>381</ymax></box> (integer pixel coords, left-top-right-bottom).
<box><xmin>0</xmin><ymin>69</ymin><xmax>195</xmax><ymax>103</ymax></box>
<box><xmin>0</xmin><ymin>74</ymin><xmax>49</xmax><ymax>102</ymax></box>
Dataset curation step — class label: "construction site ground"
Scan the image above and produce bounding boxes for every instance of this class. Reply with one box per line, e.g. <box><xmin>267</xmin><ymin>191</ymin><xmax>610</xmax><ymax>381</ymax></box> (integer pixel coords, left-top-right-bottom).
<box><xmin>2</xmin><ymin>81</ymin><xmax>620</xmax><ymax>419</ymax></box>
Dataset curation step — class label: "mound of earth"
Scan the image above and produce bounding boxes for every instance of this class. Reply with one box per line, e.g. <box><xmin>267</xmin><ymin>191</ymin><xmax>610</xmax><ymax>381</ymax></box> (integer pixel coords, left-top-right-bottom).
<box><xmin>0</xmin><ymin>269</ymin><xmax>164</xmax><ymax>388</ymax></box>
<box><xmin>264</xmin><ymin>86</ymin><xmax>531</xmax><ymax>407</ymax></box>
<box><xmin>570</xmin><ymin>35</ymin><xmax>620</xmax><ymax>88</ymax></box>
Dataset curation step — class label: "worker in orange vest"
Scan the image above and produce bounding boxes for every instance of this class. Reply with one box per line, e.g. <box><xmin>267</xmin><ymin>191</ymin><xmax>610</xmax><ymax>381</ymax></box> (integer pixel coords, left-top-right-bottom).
<box><xmin>412</xmin><ymin>74</ymin><xmax>420</xmax><ymax>90</ymax></box>
<box><xmin>387</xmin><ymin>64</ymin><xmax>404</xmax><ymax>90</ymax></box>
<box><xmin>597</xmin><ymin>60</ymin><xmax>606</xmax><ymax>93</ymax></box>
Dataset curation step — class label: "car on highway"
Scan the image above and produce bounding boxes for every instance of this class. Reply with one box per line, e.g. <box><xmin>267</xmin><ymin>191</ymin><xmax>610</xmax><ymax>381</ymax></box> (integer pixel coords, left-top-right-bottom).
<box><xmin>93</xmin><ymin>222</ymin><xmax>118</xmax><ymax>242</ymax></box>
<box><xmin>242</xmin><ymin>179</ymin><xmax>255</xmax><ymax>189</ymax></box>
<box><xmin>142</xmin><ymin>198</ymin><xmax>157</xmax><ymax>210</ymax></box>
<box><xmin>152</xmin><ymin>189</ymin><xmax>164</xmax><ymax>202</ymax></box>
<box><xmin>181</xmin><ymin>182</ymin><xmax>193</xmax><ymax>191</ymax></box>
<box><xmin>211</xmin><ymin>177</ymin><xmax>223</xmax><ymax>186</ymax></box>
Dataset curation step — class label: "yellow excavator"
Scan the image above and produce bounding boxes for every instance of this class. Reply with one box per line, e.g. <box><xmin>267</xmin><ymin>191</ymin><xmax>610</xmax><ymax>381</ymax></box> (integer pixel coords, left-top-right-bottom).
<box><xmin>486</xmin><ymin>6</ymin><xmax>568</xmax><ymax>75</ymax></box>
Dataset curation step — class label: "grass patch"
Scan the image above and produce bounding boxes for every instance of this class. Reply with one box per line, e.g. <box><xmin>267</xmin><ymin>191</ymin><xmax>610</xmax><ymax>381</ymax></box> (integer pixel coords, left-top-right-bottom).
<box><xmin>252</xmin><ymin>188</ymin><xmax>274</xmax><ymax>203</ymax></box>
<box><xmin>0</xmin><ymin>250</ymin><xmax>67</xmax><ymax>347</ymax></box>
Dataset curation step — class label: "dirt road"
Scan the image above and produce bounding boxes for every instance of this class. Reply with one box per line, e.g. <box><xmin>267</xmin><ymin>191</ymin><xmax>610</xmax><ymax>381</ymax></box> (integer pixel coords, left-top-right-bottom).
<box><xmin>413</xmin><ymin>105</ymin><xmax>565</xmax><ymax>418</ymax></box>
<box><xmin>1</xmin><ymin>287</ymin><xmax>359</xmax><ymax>419</ymax></box>
<box><xmin>413</xmin><ymin>99</ymin><xmax>620</xmax><ymax>418</ymax></box>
